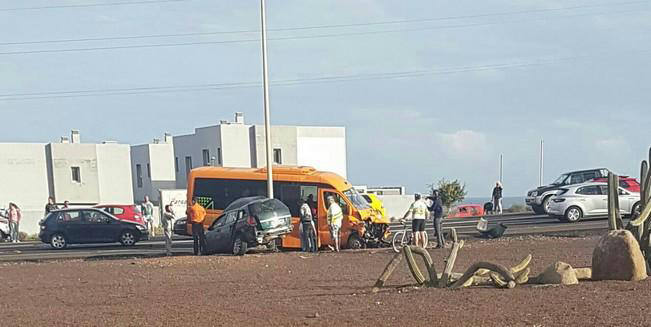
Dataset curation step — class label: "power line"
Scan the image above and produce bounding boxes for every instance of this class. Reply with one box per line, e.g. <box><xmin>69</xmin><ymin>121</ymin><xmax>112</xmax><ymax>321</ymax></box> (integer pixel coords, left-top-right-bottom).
<box><xmin>1</xmin><ymin>6</ymin><xmax>648</xmax><ymax>56</ymax></box>
<box><xmin>2</xmin><ymin>0</ymin><xmax>649</xmax><ymax>46</ymax></box>
<box><xmin>0</xmin><ymin>54</ymin><xmax>633</xmax><ymax>101</ymax></box>
<box><xmin>0</xmin><ymin>0</ymin><xmax>191</xmax><ymax>12</ymax></box>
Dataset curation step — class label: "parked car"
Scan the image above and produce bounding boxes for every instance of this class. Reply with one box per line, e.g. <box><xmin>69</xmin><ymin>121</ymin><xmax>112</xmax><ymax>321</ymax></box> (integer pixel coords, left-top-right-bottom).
<box><xmin>526</xmin><ymin>168</ymin><xmax>610</xmax><ymax>214</ymax></box>
<box><xmin>39</xmin><ymin>208</ymin><xmax>149</xmax><ymax>249</ymax></box>
<box><xmin>447</xmin><ymin>204</ymin><xmax>484</xmax><ymax>219</ymax></box>
<box><xmin>173</xmin><ymin>217</ymin><xmax>190</xmax><ymax>236</ymax></box>
<box><xmin>361</xmin><ymin>194</ymin><xmax>387</xmax><ymax>221</ymax></box>
<box><xmin>204</xmin><ymin>196</ymin><xmax>292</xmax><ymax>256</ymax></box>
<box><xmin>94</xmin><ymin>204</ymin><xmax>145</xmax><ymax>225</ymax></box>
<box><xmin>592</xmin><ymin>176</ymin><xmax>640</xmax><ymax>193</ymax></box>
<box><xmin>546</xmin><ymin>182</ymin><xmax>640</xmax><ymax>223</ymax></box>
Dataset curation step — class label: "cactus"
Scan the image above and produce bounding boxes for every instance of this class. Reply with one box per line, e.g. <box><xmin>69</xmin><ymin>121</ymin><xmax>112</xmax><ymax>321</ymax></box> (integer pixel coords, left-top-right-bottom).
<box><xmin>626</xmin><ymin>147</ymin><xmax>651</xmax><ymax>274</ymax></box>
<box><xmin>607</xmin><ymin>172</ymin><xmax>623</xmax><ymax>230</ymax></box>
<box><xmin>403</xmin><ymin>246</ymin><xmax>426</xmax><ymax>285</ymax></box>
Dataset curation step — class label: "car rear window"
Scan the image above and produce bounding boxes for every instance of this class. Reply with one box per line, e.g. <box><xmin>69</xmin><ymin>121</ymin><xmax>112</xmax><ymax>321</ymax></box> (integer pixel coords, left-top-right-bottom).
<box><xmin>113</xmin><ymin>207</ymin><xmax>125</xmax><ymax>215</ymax></box>
<box><xmin>249</xmin><ymin>199</ymin><xmax>290</xmax><ymax>221</ymax></box>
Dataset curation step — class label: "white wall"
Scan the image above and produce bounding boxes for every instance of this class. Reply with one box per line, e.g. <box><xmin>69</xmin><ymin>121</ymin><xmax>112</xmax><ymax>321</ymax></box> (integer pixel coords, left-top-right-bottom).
<box><xmin>0</xmin><ymin>144</ymin><xmax>50</xmax><ymax>235</ymax></box>
<box><xmin>131</xmin><ymin>143</ymin><xmax>176</xmax><ymax>203</ymax></box>
<box><xmin>47</xmin><ymin>143</ymin><xmax>100</xmax><ymax>204</ymax></box>
<box><xmin>173</xmin><ymin>126</ymin><xmax>220</xmax><ymax>188</ymax></box>
<box><xmin>297</xmin><ymin>127</ymin><xmax>347</xmax><ymax>178</ymax></box>
<box><xmin>97</xmin><ymin>144</ymin><xmax>133</xmax><ymax>204</ymax></box>
<box><xmin>220</xmin><ymin>124</ymin><xmax>252</xmax><ymax>168</ymax></box>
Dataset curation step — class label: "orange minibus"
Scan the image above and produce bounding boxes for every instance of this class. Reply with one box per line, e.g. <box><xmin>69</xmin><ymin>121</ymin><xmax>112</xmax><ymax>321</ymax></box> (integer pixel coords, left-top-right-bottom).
<box><xmin>186</xmin><ymin>166</ymin><xmax>389</xmax><ymax>249</ymax></box>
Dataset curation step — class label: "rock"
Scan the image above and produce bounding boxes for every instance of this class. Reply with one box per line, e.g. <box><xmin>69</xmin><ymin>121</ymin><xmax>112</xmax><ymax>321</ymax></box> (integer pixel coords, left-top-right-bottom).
<box><xmin>592</xmin><ymin>230</ymin><xmax>648</xmax><ymax>282</ymax></box>
<box><xmin>573</xmin><ymin>268</ymin><xmax>592</xmax><ymax>280</ymax></box>
<box><xmin>535</xmin><ymin>261</ymin><xmax>578</xmax><ymax>285</ymax></box>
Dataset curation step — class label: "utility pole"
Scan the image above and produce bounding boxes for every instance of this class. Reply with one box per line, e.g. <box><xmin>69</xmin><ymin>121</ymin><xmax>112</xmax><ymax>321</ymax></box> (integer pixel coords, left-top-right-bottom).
<box><xmin>539</xmin><ymin>139</ymin><xmax>544</xmax><ymax>186</ymax></box>
<box><xmin>260</xmin><ymin>0</ymin><xmax>273</xmax><ymax>198</ymax></box>
<box><xmin>499</xmin><ymin>154</ymin><xmax>503</xmax><ymax>183</ymax></box>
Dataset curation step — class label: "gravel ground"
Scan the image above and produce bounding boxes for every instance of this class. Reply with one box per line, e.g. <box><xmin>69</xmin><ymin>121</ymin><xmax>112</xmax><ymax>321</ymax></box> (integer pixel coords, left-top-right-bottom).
<box><xmin>1</xmin><ymin>235</ymin><xmax>649</xmax><ymax>327</ymax></box>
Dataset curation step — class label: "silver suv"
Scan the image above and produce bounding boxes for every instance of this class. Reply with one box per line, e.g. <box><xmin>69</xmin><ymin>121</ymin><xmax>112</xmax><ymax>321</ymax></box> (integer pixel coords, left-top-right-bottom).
<box><xmin>546</xmin><ymin>182</ymin><xmax>640</xmax><ymax>222</ymax></box>
<box><xmin>526</xmin><ymin>168</ymin><xmax>609</xmax><ymax>214</ymax></box>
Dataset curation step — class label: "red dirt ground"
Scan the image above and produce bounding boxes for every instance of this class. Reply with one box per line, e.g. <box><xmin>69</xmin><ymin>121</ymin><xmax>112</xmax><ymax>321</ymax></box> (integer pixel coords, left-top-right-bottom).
<box><xmin>1</xmin><ymin>235</ymin><xmax>649</xmax><ymax>326</ymax></box>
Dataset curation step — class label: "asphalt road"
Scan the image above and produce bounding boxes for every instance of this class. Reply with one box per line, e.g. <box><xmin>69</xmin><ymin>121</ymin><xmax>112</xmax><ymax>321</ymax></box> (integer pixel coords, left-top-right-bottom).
<box><xmin>0</xmin><ymin>213</ymin><xmax>614</xmax><ymax>262</ymax></box>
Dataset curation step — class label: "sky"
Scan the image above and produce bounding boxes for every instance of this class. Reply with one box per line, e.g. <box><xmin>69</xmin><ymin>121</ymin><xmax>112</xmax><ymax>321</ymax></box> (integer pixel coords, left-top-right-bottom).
<box><xmin>1</xmin><ymin>0</ymin><xmax>651</xmax><ymax>197</ymax></box>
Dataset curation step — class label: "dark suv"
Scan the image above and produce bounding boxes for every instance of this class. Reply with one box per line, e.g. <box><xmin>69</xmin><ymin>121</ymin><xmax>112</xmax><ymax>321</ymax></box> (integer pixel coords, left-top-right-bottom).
<box><xmin>204</xmin><ymin>196</ymin><xmax>293</xmax><ymax>256</ymax></box>
<box><xmin>39</xmin><ymin>208</ymin><xmax>149</xmax><ymax>249</ymax></box>
<box><xmin>526</xmin><ymin>168</ymin><xmax>609</xmax><ymax>214</ymax></box>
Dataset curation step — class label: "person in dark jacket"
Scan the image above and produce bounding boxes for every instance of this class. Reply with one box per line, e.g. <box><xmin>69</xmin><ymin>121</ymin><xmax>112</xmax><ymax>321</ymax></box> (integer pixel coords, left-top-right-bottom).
<box><xmin>45</xmin><ymin>197</ymin><xmax>58</xmax><ymax>214</ymax></box>
<box><xmin>492</xmin><ymin>181</ymin><xmax>503</xmax><ymax>215</ymax></box>
<box><xmin>427</xmin><ymin>190</ymin><xmax>445</xmax><ymax>249</ymax></box>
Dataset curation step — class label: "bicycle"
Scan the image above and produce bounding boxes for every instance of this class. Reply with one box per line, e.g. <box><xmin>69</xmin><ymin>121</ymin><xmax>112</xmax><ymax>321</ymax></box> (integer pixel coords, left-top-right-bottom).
<box><xmin>391</xmin><ymin>219</ymin><xmax>428</xmax><ymax>253</ymax></box>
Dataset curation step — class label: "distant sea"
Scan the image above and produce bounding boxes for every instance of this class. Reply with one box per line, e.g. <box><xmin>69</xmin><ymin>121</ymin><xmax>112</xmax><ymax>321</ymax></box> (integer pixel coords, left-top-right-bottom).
<box><xmin>461</xmin><ymin>196</ymin><xmax>526</xmax><ymax>209</ymax></box>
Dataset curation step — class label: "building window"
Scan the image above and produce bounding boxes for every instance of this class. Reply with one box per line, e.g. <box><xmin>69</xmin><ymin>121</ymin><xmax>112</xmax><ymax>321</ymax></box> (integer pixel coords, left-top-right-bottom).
<box><xmin>273</xmin><ymin>148</ymin><xmax>282</xmax><ymax>165</ymax></box>
<box><xmin>202</xmin><ymin>149</ymin><xmax>210</xmax><ymax>166</ymax></box>
<box><xmin>147</xmin><ymin>163</ymin><xmax>151</xmax><ymax>178</ymax></box>
<box><xmin>175</xmin><ymin>157</ymin><xmax>179</xmax><ymax>173</ymax></box>
<box><xmin>136</xmin><ymin>164</ymin><xmax>143</xmax><ymax>188</ymax></box>
<box><xmin>71</xmin><ymin>167</ymin><xmax>81</xmax><ymax>183</ymax></box>
<box><xmin>217</xmin><ymin>147</ymin><xmax>222</xmax><ymax>165</ymax></box>
<box><xmin>185</xmin><ymin>156</ymin><xmax>193</xmax><ymax>176</ymax></box>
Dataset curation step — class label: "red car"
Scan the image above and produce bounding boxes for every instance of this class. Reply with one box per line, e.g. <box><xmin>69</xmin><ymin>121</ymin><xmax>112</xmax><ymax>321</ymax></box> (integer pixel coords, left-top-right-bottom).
<box><xmin>447</xmin><ymin>204</ymin><xmax>485</xmax><ymax>219</ymax></box>
<box><xmin>592</xmin><ymin>177</ymin><xmax>640</xmax><ymax>193</ymax></box>
<box><xmin>94</xmin><ymin>204</ymin><xmax>146</xmax><ymax>225</ymax></box>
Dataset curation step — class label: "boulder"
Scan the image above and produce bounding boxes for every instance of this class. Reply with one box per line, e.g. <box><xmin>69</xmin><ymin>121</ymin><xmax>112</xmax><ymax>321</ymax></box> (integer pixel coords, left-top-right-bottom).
<box><xmin>592</xmin><ymin>230</ymin><xmax>648</xmax><ymax>282</ymax></box>
<box><xmin>535</xmin><ymin>261</ymin><xmax>578</xmax><ymax>285</ymax></box>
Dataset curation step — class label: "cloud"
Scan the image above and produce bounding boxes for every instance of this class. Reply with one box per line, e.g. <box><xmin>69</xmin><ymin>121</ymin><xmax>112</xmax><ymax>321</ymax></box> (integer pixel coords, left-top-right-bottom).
<box><xmin>436</xmin><ymin>130</ymin><xmax>492</xmax><ymax>161</ymax></box>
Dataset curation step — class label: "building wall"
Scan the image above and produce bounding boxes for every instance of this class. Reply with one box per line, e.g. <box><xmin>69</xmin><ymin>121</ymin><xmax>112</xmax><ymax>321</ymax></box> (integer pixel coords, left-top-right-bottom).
<box><xmin>220</xmin><ymin>124</ymin><xmax>252</xmax><ymax>168</ymax></box>
<box><xmin>47</xmin><ymin>143</ymin><xmax>100</xmax><ymax>204</ymax></box>
<box><xmin>130</xmin><ymin>144</ymin><xmax>150</xmax><ymax>202</ymax></box>
<box><xmin>252</xmin><ymin>125</ymin><xmax>298</xmax><ymax>167</ymax></box>
<box><xmin>0</xmin><ymin>143</ymin><xmax>50</xmax><ymax>235</ymax></box>
<box><xmin>131</xmin><ymin>143</ymin><xmax>175</xmax><ymax>203</ymax></box>
<box><xmin>173</xmin><ymin>126</ymin><xmax>221</xmax><ymax>188</ymax></box>
<box><xmin>97</xmin><ymin>144</ymin><xmax>133</xmax><ymax>204</ymax></box>
<box><xmin>296</xmin><ymin>127</ymin><xmax>347</xmax><ymax>178</ymax></box>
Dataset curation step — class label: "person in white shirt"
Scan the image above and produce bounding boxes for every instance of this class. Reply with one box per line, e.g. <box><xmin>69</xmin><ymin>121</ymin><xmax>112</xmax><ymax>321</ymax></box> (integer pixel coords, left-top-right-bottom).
<box><xmin>162</xmin><ymin>204</ymin><xmax>175</xmax><ymax>256</ymax></box>
<box><xmin>402</xmin><ymin>193</ymin><xmax>429</xmax><ymax>248</ymax></box>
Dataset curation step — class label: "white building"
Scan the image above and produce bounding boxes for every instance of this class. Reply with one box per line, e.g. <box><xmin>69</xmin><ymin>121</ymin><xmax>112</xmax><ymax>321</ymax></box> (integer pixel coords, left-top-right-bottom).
<box><xmin>172</xmin><ymin>112</ymin><xmax>347</xmax><ymax>189</ymax></box>
<box><xmin>130</xmin><ymin>133</ymin><xmax>176</xmax><ymax>204</ymax></box>
<box><xmin>0</xmin><ymin>131</ymin><xmax>134</xmax><ymax>234</ymax></box>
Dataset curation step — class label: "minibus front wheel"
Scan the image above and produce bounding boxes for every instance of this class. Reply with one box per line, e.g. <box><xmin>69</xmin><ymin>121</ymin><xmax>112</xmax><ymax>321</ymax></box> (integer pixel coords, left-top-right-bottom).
<box><xmin>347</xmin><ymin>233</ymin><xmax>365</xmax><ymax>250</ymax></box>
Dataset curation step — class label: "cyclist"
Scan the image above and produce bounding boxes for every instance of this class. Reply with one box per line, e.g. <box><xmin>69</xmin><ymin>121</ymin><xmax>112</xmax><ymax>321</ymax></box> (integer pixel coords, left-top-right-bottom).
<box><xmin>402</xmin><ymin>193</ymin><xmax>429</xmax><ymax>248</ymax></box>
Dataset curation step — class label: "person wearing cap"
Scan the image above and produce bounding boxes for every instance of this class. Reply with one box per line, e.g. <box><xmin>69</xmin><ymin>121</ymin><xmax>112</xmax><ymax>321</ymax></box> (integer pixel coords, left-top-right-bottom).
<box><xmin>427</xmin><ymin>190</ymin><xmax>445</xmax><ymax>249</ymax></box>
<box><xmin>402</xmin><ymin>193</ymin><xmax>429</xmax><ymax>248</ymax></box>
<box><xmin>327</xmin><ymin>196</ymin><xmax>343</xmax><ymax>252</ymax></box>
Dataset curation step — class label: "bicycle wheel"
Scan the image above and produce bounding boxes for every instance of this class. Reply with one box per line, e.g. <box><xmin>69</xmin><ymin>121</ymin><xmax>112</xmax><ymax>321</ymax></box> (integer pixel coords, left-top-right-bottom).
<box><xmin>392</xmin><ymin>231</ymin><xmax>406</xmax><ymax>253</ymax></box>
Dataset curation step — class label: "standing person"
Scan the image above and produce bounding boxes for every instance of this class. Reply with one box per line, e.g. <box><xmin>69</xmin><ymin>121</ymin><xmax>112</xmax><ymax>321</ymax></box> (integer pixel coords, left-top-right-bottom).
<box><xmin>402</xmin><ymin>193</ymin><xmax>429</xmax><ymax>248</ymax></box>
<box><xmin>326</xmin><ymin>196</ymin><xmax>343</xmax><ymax>252</ymax></box>
<box><xmin>492</xmin><ymin>181</ymin><xmax>503</xmax><ymax>215</ymax></box>
<box><xmin>188</xmin><ymin>197</ymin><xmax>207</xmax><ymax>256</ymax></box>
<box><xmin>62</xmin><ymin>201</ymin><xmax>70</xmax><ymax>209</ymax></box>
<box><xmin>142</xmin><ymin>196</ymin><xmax>155</xmax><ymax>237</ymax></box>
<box><xmin>427</xmin><ymin>191</ymin><xmax>445</xmax><ymax>249</ymax></box>
<box><xmin>162</xmin><ymin>205</ymin><xmax>175</xmax><ymax>256</ymax></box>
<box><xmin>45</xmin><ymin>197</ymin><xmax>58</xmax><ymax>214</ymax></box>
<box><xmin>299</xmin><ymin>199</ymin><xmax>318</xmax><ymax>253</ymax></box>
<box><xmin>7</xmin><ymin>203</ymin><xmax>21</xmax><ymax>243</ymax></box>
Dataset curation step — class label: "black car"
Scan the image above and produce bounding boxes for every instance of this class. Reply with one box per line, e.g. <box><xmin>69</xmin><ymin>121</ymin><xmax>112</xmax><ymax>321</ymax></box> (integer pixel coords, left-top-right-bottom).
<box><xmin>39</xmin><ymin>208</ymin><xmax>149</xmax><ymax>249</ymax></box>
<box><xmin>204</xmin><ymin>196</ymin><xmax>292</xmax><ymax>256</ymax></box>
<box><xmin>526</xmin><ymin>168</ymin><xmax>610</xmax><ymax>214</ymax></box>
<box><xmin>173</xmin><ymin>217</ymin><xmax>190</xmax><ymax>236</ymax></box>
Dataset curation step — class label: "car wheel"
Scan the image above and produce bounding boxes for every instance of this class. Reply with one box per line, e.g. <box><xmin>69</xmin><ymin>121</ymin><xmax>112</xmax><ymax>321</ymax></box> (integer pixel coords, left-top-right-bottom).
<box><xmin>347</xmin><ymin>234</ymin><xmax>364</xmax><ymax>250</ymax></box>
<box><xmin>564</xmin><ymin>206</ymin><xmax>583</xmax><ymax>223</ymax></box>
<box><xmin>542</xmin><ymin>196</ymin><xmax>553</xmax><ymax>214</ymax></box>
<box><xmin>50</xmin><ymin>233</ymin><xmax>67</xmax><ymax>249</ymax></box>
<box><xmin>120</xmin><ymin>231</ymin><xmax>137</xmax><ymax>246</ymax></box>
<box><xmin>631</xmin><ymin>202</ymin><xmax>641</xmax><ymax>219</ymax></box>
<box><xmin>232</xmin><ymin>235</ymin><xmax>248</xmax><ymax>256</ymax></box>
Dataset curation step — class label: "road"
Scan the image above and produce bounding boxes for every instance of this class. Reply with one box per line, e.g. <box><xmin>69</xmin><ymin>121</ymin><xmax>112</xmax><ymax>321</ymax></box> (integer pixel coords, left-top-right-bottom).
<box><xmin>0</xmin><ymin>213</ymin><xmax>614</xmax><ymax>262</ymax></box>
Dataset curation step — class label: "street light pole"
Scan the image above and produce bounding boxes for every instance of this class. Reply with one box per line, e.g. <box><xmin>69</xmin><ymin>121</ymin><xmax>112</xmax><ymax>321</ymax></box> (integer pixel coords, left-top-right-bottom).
<box><xmin>260</xmin><ymin>0</ymin><xmax>273</xmax><ymax>198</ymax></box>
